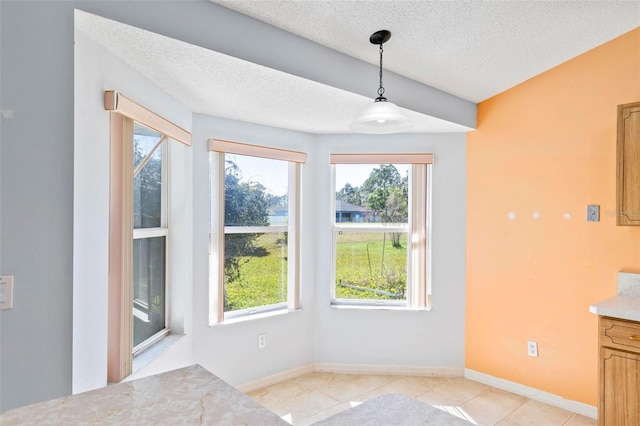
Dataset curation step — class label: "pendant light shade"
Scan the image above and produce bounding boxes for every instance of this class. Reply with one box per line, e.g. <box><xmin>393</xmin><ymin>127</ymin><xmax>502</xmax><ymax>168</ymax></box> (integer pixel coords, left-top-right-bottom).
<box><xmin>350</xmin><ymin>99</ymin><xmax>412</xmax><ymax>134</ymax></box>
<box><xmin>350</xmin><ymin>30</ymin><xmax>412</xmax><ymax>134</ymax></box>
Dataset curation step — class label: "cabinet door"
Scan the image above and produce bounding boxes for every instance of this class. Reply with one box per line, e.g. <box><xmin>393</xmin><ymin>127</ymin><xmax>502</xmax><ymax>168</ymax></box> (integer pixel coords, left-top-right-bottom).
<box><xmin>600</xmin><ymin>347</ymin><xmax>640</xmax><ymax>425</ymax></box>
<box><xmin>617</xmin><ymin>102</ymin><xmax>640</xmax><ymax>226</ymax></box>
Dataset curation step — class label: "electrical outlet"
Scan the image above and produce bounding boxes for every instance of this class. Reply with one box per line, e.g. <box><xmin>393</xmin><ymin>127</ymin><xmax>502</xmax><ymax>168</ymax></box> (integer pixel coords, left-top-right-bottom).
<box><xmin>527</xmin><ymin>341</ymin><xmax>538</xmax><ymax>357</ymax></box>
<box><xmin>0</xmin><ymin>276</ymin><xmax>14</xmax><ymax>310</ymax></box>
<box><xmin>258</xmin><ymin>334</ymin><xmax>266</xmax><ymax>349</ymax></box>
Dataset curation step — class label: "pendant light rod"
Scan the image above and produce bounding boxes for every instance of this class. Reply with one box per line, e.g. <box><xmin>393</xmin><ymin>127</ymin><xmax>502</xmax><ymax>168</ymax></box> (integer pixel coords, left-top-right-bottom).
<box><xmin>377</xmin><ymin>43</ymin><xmax>385</xmax><ymax>100</ymax></box>
<box><xmin>370</xmin><ymin>30</ymin><xmax>391</xmax><ymax>102</ymax></box>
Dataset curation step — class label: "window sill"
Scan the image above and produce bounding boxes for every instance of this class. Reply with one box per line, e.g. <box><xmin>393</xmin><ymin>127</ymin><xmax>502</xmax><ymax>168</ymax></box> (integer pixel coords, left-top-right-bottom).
<box><xmin>330</xmin><ymin>303</ymin><xmax>432</xmax><ymax>312</ymax></box>
<box><xmin>215</xmin><ymin>307</ymin><xmax>300</xmax><ymax>326</ymax></box>
<box><xmin>132</xmin><ymin>333</ymin><xmax>185</xmax><ymax>374</ymax></box>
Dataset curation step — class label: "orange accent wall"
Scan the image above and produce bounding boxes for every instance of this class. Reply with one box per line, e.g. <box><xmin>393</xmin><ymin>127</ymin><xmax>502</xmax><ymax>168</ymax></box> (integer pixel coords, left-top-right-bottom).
<box><xmin>466</xmin><ymin>27</ymin><xmax>640</xmax><ymax>406</ymax></box>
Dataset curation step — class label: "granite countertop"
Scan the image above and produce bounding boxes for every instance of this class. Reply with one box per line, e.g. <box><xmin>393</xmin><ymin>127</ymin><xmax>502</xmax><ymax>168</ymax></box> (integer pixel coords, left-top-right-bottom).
<box><xmin>0</xmin><ymin>364</ymin><xmax>287</xmax><ymax>425</ymax></box>
<box><xmin>590</xmin><ymin>272</ymin><xmax>640</xmax><ymax>322</ymax></box>
<box><xmin>315</xmin><ymin>393</ymin><xmax>470</xmax><ymax>426</ymax></box>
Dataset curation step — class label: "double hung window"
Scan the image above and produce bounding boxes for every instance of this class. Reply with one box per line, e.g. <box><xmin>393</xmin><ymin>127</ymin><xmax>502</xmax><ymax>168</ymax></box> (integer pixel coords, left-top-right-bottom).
<box><xmin>105</xmin><ymin>91</ymin><xmax>191</xmax><ymax>382</ymax></box>
<box><xmin>132</xmin><ymin>122</ymin><xmax>168</xmax><ymax>352</ymax></box>
<box><xmin>330</xmin><ymin>154</ymin><xmax>432</xmax><ymax>309</ymax></box>
<box><xmin>209</xmin><ymin>140</ymin><xmax>305</xmax><ymax>323</ymax></box>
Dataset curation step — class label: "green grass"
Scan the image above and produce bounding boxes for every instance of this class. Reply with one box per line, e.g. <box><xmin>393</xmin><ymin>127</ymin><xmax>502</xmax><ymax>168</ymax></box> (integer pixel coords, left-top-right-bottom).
<box><xmin>225</xmin><ymin>231</ymin><xmax>408</xmax><ymax>310</ymax></box>
<box><xmin>335</xmin><ymin>232</ymin><xmax>407</xmax><ymax>300</ymax></box>
<box><xmin>225</xmin><ymin>233</ymin><xmax>288</xmax><ymax>311</ymax></box>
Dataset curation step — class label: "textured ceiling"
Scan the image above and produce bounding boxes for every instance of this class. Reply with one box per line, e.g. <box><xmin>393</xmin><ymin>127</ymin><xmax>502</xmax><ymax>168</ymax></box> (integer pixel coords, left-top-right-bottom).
<box><xmin>75</xmin><ymin>10</ymin><xmax>468</xmax><ymax>134</ymax></box>
<box><xmin>76</xmin><ymin>1</ymin><xmax>640</xmax><ymax>135</ymax></box>
<box><xmin>212</xmin><ymin>0</ymin><xmax>640</xmax><ymax>102</ymax></box>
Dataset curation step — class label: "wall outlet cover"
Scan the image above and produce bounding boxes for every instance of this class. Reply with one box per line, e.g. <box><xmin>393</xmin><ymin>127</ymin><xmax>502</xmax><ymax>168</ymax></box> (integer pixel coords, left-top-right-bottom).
<box><xmin>258</xmin><ymin>334</ymin><xmax>266</xmax><ymax>349</ymax></box>
<box><xmin>0</xmin><ymin>275</ymin><xmax>14</xmax><ymax>309</ymax></box>
<box><xmin>587</xmin><ymin>205</ymin><xmax>600</xmax><ymax>222</ymax></box>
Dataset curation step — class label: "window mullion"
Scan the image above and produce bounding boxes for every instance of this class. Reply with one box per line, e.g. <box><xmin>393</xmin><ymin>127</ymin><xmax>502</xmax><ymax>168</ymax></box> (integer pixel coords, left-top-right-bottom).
<box><xmin>334</xmin><ymin>225</ymin><xmax>408</xmax><ymax>233</ymax></box>
<box><xmin>133</xmin><ymin>228</ymin><xmax>168</xmax><ymax>239</ymax></box>
<box><xmin>224</xmin><ymin>226</ymin><xmax>287</xmax><ymax>234</ymax></box>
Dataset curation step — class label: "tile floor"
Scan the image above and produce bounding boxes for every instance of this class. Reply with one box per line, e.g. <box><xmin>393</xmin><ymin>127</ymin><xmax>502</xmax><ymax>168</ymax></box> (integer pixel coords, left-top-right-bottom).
<box><xmin>246</xmin><ymin>373</ymin><xmax>596</xmax><ymax>426</ymax></box>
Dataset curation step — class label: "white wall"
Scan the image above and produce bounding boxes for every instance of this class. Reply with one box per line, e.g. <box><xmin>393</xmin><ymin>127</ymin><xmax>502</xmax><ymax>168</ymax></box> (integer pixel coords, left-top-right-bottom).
<box><xmin>73</xmin><ymin>29</ymin><xmax>194</xmax><ymax>394</ymax></box>
<box><xmin>191</xmin><ymin>115</ymin><xmax>316</xmax><ymax>386</ymax></box>
<box><xmin>190</xmin><ymin>117</ymin><xmax>467</xmax><ymax>384</ymax></box>
<box><xmin>311</xmin><ymin>133</ymin><xmax>467</xmax><ymax>368</ymax></box>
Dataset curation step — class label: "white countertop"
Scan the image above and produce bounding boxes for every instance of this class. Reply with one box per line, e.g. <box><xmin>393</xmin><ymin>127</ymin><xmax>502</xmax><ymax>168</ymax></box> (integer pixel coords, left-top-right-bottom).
<box><xmin>590</xmin><ymin>294</ymin><xmax>640</xmax><ymax>322</ymax></box>
<box><xmin>0</xmin><ymin>364</ymin><xmax>287</xmax><ymax>425</ymax></box>
<box><xmin>590</xmin><ymin>272</ymin><xmax>640</xmax><ymax>322</ymax></box>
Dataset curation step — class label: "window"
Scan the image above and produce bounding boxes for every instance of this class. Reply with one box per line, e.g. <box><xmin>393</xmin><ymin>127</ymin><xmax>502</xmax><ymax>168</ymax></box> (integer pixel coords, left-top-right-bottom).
<box><xmin>105</xmin><ymin>91</ymin><xmax>191</xmax><ymax>382</ymax></box>
<box><xmin>330</xmin><ymin>153</ymin><xmax>432</xmax><ymax>309</ymax></box>
<box><xmin>208</xmin><ymin>139</ymin><xmax>305</xmax><ymax>323</ymax></box>
<box><xmin>132</xmin><ymin>122</ymin><xmax>168</xmax><ymax>352</ymax></box>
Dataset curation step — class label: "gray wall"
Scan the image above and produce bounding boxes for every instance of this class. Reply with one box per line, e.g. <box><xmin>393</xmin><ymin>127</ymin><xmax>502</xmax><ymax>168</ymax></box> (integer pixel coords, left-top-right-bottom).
<box><xmin>1</xmin><ymin>1</ymin><xmax>75</xmax><ymax>411</ymax></box>
<box><xmin>0</xmin><ymin>1</ymin><xmax>475</xmax><ymax>411</ymax></box>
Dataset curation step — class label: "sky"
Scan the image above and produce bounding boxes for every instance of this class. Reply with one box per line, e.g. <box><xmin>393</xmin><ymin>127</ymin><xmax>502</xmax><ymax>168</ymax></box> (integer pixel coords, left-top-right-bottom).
<box><xmin>230</xmin><ymin>154</ymin><xmax>288</xmax><ymax>195</ymax></box>
<box><xmin>229</xmin><ymin>153</ymin><xmax>410</xmax><ymax>196</ymax></box>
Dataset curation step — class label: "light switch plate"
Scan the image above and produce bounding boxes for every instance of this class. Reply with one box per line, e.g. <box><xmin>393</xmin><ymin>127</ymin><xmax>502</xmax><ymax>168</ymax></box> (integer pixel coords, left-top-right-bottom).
<box><xmin>587</xmin><ymin>205</ymin><xmax>600</xmax><ymax>222</ymax></box>
<box><xmin>0</xmin><ymin>275</ymin><xmax>14</xmax><ymax>309</ymax></box>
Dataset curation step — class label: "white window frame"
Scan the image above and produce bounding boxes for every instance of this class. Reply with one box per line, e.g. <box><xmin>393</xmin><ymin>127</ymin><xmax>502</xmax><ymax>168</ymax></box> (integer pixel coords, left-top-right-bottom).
<box><xmin>330</xmin><ymin>153</ymin><xmax>432</xmax><ymax>310</ymax></box>
<box><xmin>132</xmin><ymin>137</ymin><xmax>170</xmax><ymax>356</ymax></box>
<box><xmin>208</xmin><ymin>139</ymin><xmax>305</xmax><ymax>324</ymax></box>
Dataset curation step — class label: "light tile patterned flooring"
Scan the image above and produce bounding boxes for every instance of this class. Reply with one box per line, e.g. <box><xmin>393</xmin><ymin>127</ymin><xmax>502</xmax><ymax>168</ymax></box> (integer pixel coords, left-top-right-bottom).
<box><xmin>246</xmin><ymin>373</ymin><xmax>596</xmax><ymax>426</ymax></box>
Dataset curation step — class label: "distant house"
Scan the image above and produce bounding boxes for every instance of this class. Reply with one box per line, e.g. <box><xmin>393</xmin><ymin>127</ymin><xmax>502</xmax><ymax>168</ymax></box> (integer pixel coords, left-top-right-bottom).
<box><xmin>335</xmin><ymin>200</ymin><xmax>372</xmax><ymax>223</ymax></box>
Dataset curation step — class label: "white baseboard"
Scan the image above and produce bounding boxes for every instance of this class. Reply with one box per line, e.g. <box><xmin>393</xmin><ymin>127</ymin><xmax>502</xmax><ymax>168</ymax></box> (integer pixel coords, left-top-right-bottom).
<box><xmin>314</xmin><ymin>363</ymin><xmax>464</xmax><ymax>377</ymax></box>
<box><xmin>464</xmin><ymin>369</ymin><xmax>597</xmax><ymax>419</ymax></box>
<box><xmin>236</xmin><ymin>363</ymin><xmax>463</xmax><ymax>393</ymax></box>
<box><xmin>236</xmin><ymin>364</ymin><xmax>315</xmax><ymax>393</ymax></box>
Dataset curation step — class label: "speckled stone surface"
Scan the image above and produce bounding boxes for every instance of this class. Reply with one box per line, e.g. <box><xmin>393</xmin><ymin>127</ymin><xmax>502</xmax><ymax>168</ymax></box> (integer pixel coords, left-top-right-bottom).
<box><xmin>0</xmin><ymin>364</ymin><xmax>287</xmax><ymax>425</ymax></box>
<box><xmin>314</xmin><ymin>393</ymin><xmax>470</xmax><ymax>425</ymax></box>
<box><xmin>617</xmin><ymin>272</ymin><xmax>640</xmax><ymax>296</ymax></box>
<box><xmin>590</xmin><ymin>272</ymin><xmax>640</xmax><ymax>321</ymax></box>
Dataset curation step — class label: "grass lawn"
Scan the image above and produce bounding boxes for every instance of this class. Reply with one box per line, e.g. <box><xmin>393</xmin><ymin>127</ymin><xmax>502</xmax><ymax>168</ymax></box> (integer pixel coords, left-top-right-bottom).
<box><xmin>335</xmin><ymin>231</ymin><xmax>407</xmax><ymax>300</ymax></box>
<box><xmin>225</xmin><ymin>233</ymin><xmax>288</xmax><ymax>311</ymax></box>
<box><xmin>225</xmin><ymin>231</ymin><xmax>407</xmax><ymax>311</ymax></box>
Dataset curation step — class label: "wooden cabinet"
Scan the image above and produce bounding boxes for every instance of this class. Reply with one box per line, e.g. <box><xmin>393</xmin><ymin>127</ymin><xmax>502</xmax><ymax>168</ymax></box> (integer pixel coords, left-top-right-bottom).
<box><xmin>599</xmin><ymin>316</ymin><xmax>640</xmax><ymax>425</ymax></box>
<box><xmin>617</xmin><ymin>102</ymin><xmax>640</xmax><ymax>226</ymax></box>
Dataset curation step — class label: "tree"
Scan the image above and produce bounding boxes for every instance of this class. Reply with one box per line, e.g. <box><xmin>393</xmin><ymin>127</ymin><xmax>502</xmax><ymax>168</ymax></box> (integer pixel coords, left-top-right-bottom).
<box><xmin>363</xmin><ymin>165</ymin><xmax>407</xmax><ymax>224</ymax></box>
<box><xmin>361</xmin><ymin>164</ymin><xmax>402</xmax><ymax>196</ymax></box>
<box><xmin>362</xmin><ymin>165</ymin><xmax>408</xmax><ymax>271</ymax></box>
<box><xmin>223</xmin><ymin>159</ymin><xmax>270</xmax><ymax>289</ymax></box>
<box><xmin>133</xmin><ymin>136</ymin><xmax>163</xmax><ymax>229</ymax></box>
<box><xmin>337</xmin><ymin>182</ymin><xmax>363</xmax><ymax>206</ymax></box>
<box><xmin>385</xmin><ymin>188</ymin><xmax>408</xmax><ymax>248</ymax></box>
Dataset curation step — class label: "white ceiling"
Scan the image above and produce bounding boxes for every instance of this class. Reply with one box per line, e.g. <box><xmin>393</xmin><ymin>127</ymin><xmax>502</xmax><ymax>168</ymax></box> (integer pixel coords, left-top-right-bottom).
<box><xmin>76</xmin><ymin>2</ymin><xmax>640</xmax><ymax>134</ymax></box>
<box><xmin>212</xmin><ymin>0</ymin><xmax>640</xmax><ymax>103</ymax></box>
<box><xmin>75</xmin><ymin>10</ymin><xmax>469</xmax><ymax>134</ymax></box>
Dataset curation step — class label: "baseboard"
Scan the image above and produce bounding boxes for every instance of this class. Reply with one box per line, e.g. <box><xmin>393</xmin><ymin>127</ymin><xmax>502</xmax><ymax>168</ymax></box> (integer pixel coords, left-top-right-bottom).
<box><xmin>236</xmin><ymin>364</ymin><xmax>315</xmax><ymax>393</ymax></box>
<box><xmin>236</xmin><ymin>363</ymin><xmax>464</xmax><ymax>393</ymax></box>
<box><xmin>315</xmin><ymin>363</ymin><xmax>464</xmax><ymax>377</ymax></box>
<box><xmin>464</xmin><ymin>369</ymin><xmax>597</xmax><ymax>419</ymax></box>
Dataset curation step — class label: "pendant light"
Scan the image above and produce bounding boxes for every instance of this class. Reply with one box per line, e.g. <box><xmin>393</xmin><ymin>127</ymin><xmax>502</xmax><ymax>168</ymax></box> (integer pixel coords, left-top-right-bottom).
<box><xmin>350</xmin><ymin>30</ymin><xmax>412</xmax><ymax>134</ymax></box>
